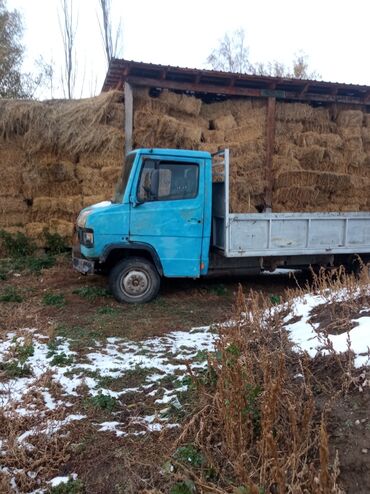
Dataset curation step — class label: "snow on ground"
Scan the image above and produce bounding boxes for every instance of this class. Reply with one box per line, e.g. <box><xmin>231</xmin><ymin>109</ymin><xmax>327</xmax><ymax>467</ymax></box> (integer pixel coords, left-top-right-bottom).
<box><xmin>283</xmin><ymin>291</ymin><xmax>370</xmax><ymax>367</ymax></box>
<box><xmin>0</xmin><ymin>285</ymin><xmax>369</xmax><ymax>491</ymax></box>
<box><xmin>0</xmin><ymin>326</ymin><xmax>215</xmax><ymax>435</ymax></box>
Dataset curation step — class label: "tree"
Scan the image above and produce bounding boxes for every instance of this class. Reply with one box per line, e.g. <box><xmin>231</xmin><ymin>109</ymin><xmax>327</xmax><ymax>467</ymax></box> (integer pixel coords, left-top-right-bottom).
<box><xmin>0</xmin><ymin>0</ymin><xmax>25</xmax><ymax>98</ymax></box>
<box><xmin>207</xmin><ymin>29</ymin><xmax>320</xmax><ymax>80</ymax></box>
<box><xmin>206</xmin><ymin>28</ymin><xmax>251</xmax><ymax>73</ymax></box>
<box><xmin>97</xmin><ymin>0</ymin><xmax>123</xmax><ymax>67</ymax></box>
<box><xmin>58</xmin><ymin>0</ymin><xmax>78</xmax><ymax>99</ymax></box>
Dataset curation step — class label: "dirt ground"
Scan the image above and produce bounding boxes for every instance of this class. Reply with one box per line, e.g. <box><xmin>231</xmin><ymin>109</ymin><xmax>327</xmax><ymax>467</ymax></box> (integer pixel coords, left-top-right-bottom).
<box><xmin>0</xmin><ymin>254</ymin><xmax>369</xmax><ymax>493</ymax></box>
<box><xmin>0</xmin><ymin>255</ymin><xmax>305</xmax><ymax>341</ymax></box>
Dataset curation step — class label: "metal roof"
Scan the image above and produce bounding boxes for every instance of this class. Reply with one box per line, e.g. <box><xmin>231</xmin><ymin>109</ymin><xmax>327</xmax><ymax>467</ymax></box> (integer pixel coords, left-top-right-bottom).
<box><xmin>102</xmin><ymin>59</ymin><xmax>370</xmax><ymax>105</ymax></box>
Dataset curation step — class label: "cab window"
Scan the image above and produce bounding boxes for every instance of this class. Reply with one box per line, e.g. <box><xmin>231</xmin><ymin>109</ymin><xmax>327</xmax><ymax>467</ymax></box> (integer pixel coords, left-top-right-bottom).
<box><xmin>137</xmin><ymin>160</ymin><xmax>199</xmax><ymax>202</ymax></box>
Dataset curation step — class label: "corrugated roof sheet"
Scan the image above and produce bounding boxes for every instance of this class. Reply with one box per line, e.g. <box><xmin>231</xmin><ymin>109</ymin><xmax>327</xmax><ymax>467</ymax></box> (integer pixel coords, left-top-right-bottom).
<box><xmin>102</xmin><ymin>59</ymin><xmax>370</xmax><ymax>105</ymax></box>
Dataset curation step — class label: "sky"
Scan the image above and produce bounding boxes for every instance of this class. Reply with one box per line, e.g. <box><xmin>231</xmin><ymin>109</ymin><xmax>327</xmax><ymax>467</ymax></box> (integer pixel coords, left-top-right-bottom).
<box><xmin>7</xmin><ymin>0</ymin><xmax>370</xmax><ymax>99</ymax></box>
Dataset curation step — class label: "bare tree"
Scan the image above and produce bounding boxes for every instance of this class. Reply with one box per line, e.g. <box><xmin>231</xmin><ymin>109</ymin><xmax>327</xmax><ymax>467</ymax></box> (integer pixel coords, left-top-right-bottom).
<box><xmin>97</xmin><ymin>0</ymin><xmax>123</xmax><ymax>67</ymax></box>
<box><xmin>207</xmin><ymin>28</ymin><xmax>251</xmax><ymax>73</ymax></box>
<box><xmin>207</xmin><ymin>29</ymin><xmax>320</xmax><ymax>80</ymax></box>
<box><xmin>58</xmin><ymin>0</ymin><xmax>78</xmax><ymax>99</ymax></box>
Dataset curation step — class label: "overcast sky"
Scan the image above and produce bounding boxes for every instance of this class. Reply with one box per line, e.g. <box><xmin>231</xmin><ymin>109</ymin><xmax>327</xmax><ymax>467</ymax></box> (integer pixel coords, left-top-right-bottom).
<box><xmin>7</xmin><ymin>0</ymin><xmax>370</xmax><ymax>99</ymax></box>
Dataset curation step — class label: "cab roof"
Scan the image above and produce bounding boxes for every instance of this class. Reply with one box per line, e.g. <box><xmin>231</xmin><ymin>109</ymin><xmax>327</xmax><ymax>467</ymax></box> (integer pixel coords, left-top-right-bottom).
<box><xmin>130</xmin><ymin>148</ymin><xmax>212</xmax><ymax>159</ymax></box>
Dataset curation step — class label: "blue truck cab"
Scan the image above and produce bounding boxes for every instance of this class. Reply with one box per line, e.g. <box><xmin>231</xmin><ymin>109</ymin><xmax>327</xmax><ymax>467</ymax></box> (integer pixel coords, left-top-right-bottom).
<box><xmin>73</xmin><ymin>148</ymin><xmax>213</xmax><ymax>303</ymax></box>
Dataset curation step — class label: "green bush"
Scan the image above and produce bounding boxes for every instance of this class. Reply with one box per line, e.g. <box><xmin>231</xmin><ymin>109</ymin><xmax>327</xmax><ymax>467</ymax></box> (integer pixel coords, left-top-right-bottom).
<box><xmin>0</xmin><ymin>230</ymin><xmax>36</xmax><ymax>257</ymax></box>
<box><xmin>43</xmin><ymin>229</ymin><xmax>69</xmax><ymax>255</ymax></box>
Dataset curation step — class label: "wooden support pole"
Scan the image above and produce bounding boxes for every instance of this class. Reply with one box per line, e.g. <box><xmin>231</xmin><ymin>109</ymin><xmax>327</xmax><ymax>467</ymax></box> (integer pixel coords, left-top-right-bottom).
<box><xmin>265</xmin><ymin>96</ymin><xmax>276</xmax><ymax>212</ymax></box>
<box><xmin>124</xmin><ymin>81</ymin><xmax>133</xmax><ymax>156</ymax></box>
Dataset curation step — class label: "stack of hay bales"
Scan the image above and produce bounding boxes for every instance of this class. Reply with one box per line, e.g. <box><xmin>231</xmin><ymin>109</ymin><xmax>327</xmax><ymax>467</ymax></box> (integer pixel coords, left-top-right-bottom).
<box><xmin>0</xmin><ymin>91</ymin><xmax>124</xmax><ymax>242</ymax></box>
<box><xmin>272</xmin><ymin>104</ymin><xmax>370</xmax><ymax>212</ymax></box>
<box><xmin>0</xmin><ymin>87</ymin><xmax>369</xmax><ymax>246</ymax></box>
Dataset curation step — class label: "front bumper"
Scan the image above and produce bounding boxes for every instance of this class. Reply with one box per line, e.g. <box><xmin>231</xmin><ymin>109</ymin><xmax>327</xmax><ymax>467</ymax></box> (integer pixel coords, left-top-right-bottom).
<box><xmin>72</xmin><ymin>255</ymin><xmax>95</xmax><ymax>275</ymax></box>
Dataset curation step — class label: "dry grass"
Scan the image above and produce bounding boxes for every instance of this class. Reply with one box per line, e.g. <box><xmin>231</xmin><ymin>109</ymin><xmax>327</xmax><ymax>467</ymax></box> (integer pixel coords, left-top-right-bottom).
<box><xmin>171</xmin><ymin>267</ymin><xmax>370</xmax><ymax>493</ymax></box>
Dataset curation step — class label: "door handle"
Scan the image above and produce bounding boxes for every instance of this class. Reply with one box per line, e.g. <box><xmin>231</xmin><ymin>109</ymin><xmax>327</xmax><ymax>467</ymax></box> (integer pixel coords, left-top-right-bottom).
<box><xmin>188</xmin><ymin>218</ymin><xmax>202</xmax><ymax>224</ymax></box>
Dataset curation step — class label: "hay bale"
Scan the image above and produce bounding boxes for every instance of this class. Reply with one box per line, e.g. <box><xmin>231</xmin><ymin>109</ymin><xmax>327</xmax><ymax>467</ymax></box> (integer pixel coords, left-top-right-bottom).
<box><xmin>274</xmin><ymin>186</ymin><xmax>319</xmax><ymax>206</ymax></box>
<box><xmin>211</xmin><ymin>114</ymin><xmax>236</xmax><ymax>131</ymax></box>
<box><xmin>276</xmin><ymin>102</ymin><xmax>314</xmax><ymax>122</ymax></box>
<box><xmin>276</xmin><ymin>170</ymin><xmax>352</xmax><ymax>192</ymax></box>
<box><xmin>0</xmin><ymin>197</ymin><xmax>28</xmax><ymax>213</ymax></box>
<box><xmin>33</xmin><ymin>196</ymin><xmax>82</xmax><ymax>214</ymax></box>
<box><xmin>48</xmin><ymin>219</ymin><xmax>74</xmax><ymax>239</ymax></box>
<box><xmin>82</xmin><ymin>195</ymin><xmax>107</xmax><ymax>207</ymax></box>
<box><xmin>100</xmin><ymin>165</ymin><xmax>121</xmax><ymax>182</ymax></box>
<box><xmin>336</xmin><ymin>110</ymin><xmax>363</xmax><ymax>127</ymax></box>
<box><xmin>25</xmin><ymin>222</ymin><xmax>47</xmax><ymax>239</ymax></box>
<box><xmin>201</xmin><ymin>130</ymin><xmax>225</xmax><ymax>143</ymax></box>
<box><xmin>296</xmin><ymin>145</ymin><xmax>326</xmax><ymax>168</ymax></box>
<box><xmin>159</xmin><ymin>90</ymin><xmax>202</xmax><ymax>117</ymax></box>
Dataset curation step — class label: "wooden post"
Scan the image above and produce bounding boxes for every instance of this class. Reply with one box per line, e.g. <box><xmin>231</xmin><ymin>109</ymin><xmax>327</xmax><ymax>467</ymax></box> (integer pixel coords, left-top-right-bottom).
<box><xmin>265</xmin><ymin>96</ymin><xmax>276</xmax><ymax>212</ymax></box>
<box><xmin>124</xmin><ymin>81</ymin><xmax>133</xmax><ymax>156</ymax></box>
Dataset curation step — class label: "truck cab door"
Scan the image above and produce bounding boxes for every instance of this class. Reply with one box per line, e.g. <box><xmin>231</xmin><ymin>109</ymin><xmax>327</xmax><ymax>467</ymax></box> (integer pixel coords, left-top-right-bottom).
<box><xmin>129</xmin><ymin>155</ymin><xmax>204</xmax><ymax>277</ymax></box>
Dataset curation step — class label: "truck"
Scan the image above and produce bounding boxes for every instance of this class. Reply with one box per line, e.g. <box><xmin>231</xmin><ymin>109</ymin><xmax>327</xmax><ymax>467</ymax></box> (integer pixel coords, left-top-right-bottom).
<box><xmin>72</xmin><ymin>148</ymin><xmax>370</xmax><ymax>303</ymax></box>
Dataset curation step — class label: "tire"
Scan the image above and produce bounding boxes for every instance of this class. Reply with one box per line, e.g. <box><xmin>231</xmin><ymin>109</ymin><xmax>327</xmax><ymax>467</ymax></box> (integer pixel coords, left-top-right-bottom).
<box><xmin>109</xmin><ymin>257</ymin><xmax>160</xmax><ymax>303</ymax></box>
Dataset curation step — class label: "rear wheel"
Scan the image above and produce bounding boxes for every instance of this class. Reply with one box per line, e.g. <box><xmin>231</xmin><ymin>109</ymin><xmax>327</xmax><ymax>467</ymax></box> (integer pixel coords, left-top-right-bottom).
<box><xmin>109</xmin><ymin>257</ymin><xmax>160</xmax><ymax>303</ymax></box>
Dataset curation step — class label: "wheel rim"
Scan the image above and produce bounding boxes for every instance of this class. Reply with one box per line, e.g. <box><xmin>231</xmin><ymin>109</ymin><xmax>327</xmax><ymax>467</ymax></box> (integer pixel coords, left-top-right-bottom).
<box><xmin>121</xmin><ymin>269</ymin><xmax>151</xmax><ymax>298</ymax></box>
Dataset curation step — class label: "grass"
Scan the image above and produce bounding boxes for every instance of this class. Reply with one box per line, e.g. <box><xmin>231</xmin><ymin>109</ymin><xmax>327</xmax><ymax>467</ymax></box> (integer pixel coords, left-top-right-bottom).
<box><xmin>0</xmin><ymin>286</ymin><xmax>23</xmax><ymax>303</ymax></box>
<box><xmin>0</xmin><ymin>229</ymin><xmax>36</xmax><ymax>257</ymax></box>
<box><xmin>0</xmin><ymin>360</ymin><xmax>32</xmax><ymax>377</ymax></box>
<box><xmin>49</xmin><ymin>352</ymin><xmax>74</xmax><ymax>367</ymax></box>
<box><xmin>47</xmin><ymin>478</ymin><xmax>84</xmax><ymax>494</ymax></box>
<box><xmin>43</xmin><ymin>292</ymin><xmax>66</xmax><ymax>308</ymax></box>
<box><xmin>72</xmin><ymin>286</ymin><xmax>110</xmax><ymax>302</ymax></box>
<box><xmin>85</xmin><ymin>391</ymin><xmax>118</xmax><ymax>411</ymax></box>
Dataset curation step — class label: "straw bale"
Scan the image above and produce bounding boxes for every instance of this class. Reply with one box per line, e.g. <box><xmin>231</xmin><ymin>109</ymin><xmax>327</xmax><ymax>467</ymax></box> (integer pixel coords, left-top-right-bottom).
<box><xmin>365</xmin><ymin>113</ymin><xmax>370</xmax><ymax>127</ymax></box>
<box><xmin>278</xmin><ymin>121</ymin><xmax>305</xmax><ymax>135</ymax></box>
<box><xmin>159</xmin><ymin>90</ymin><xmax>202</xmax><ymax>117</ymax></box>
<box><xmin>211</xmin><ymin>114</ymin><xmax>236</xmax><ymax>131</ymax></box>
<box><xmin>272</xmin><ymin>155</ymin><xmax>301</xmax><ymax>173</ymax></box>
<box><xmin>82</xmin><ymin>195</ymin><xmax>106</xmax><ymax>207</ymax></box>
<box><xmin>33</xmin><ymin>196</ymin><xmax>82</xmax><ymax>214</ymax></box>
<box><xmin>200</xmin><ymin>100</ymin><xmax>235</xmax><ymax>120</ymax></box>
<box><xmin>201</xmin><ymin>130</ymin><xmax>225</xmax><ymax>143</ymax></box>
<box><xmin>231</xmin><ymin>139</ymin><xmax>265</xmax><ymax>157</ymax></box>
<box><xmin>0</xmin><ymin>197</ymin><xmax>28</xmax><ymax>213</ymax></box>
<box><xmin>0</xmin><ymin>212</ymin><xmax>29</xmax><ymax>226</ymax></box>
<box><xmin>362</xmin><ymin>128</ymin><xmax>370</xmax><ymax>143</ymax></box>
<box><xmin>100</xmin><ymin>165</ymin><xmax>121</xmax><ymax>182</ymax></box>
<box><xmin>296</xmin><ymin>145</ymin><xmax>325</xmax><ymax>168</ymax></box>
<box><xmin>296</xmin><ymin>132</ymin><xmax>343</xmax><ymax>149</ymax></box>
<box><xmin>48</xmin><ymin>219</ymin><xmax>74</xmax><ymax>239</ymax></box>
<box><xmin>276</xmin><ymin>102</ymin><xmax>314</xmax><ymax>122</ymax></box>
<box><xmin>225</xmin><ymin>124</ymin><xmax>264</xmax><ymax>142</ymax></box>
<box><xmin>339</xmin><ymin>127</ymin><xmax>362</xmax><ymax>140</ymax></box>
<box><xmin>336</xmin><ymin>110</ymin><xmax>363</xmax><ymax>127</ymax></box>
<box><xmin>274</xmin><ymin>186</ymin><xmax>319</xmax><ymax>206</ymax></box>
<box><xmin>25</xmin><ymin>222</ymin><xmax>47</xmax><ymax>239</ymax></box>
<box><xmin>276</xmin><ymin>170</ymin><xmax>352</xmax><ymax>192</ymax></box>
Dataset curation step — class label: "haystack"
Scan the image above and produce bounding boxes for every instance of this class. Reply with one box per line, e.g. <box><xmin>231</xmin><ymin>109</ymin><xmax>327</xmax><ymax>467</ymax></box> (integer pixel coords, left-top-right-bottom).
<box><xmin>0</xmin><ymin>87</ymin><xmax>369</xmax><ymax>246</ymax></box>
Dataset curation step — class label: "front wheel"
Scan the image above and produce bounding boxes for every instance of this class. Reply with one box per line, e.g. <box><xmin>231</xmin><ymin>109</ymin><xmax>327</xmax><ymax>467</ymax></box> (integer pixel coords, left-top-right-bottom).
<box><xmin>109</xmin><ymin>257</ymin><xmax>161</xmax><ymax>303</ymax></box>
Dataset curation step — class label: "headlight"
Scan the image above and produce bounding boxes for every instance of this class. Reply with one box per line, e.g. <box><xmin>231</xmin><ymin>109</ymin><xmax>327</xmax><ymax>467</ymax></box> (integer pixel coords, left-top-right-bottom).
<box><xmin>78</xmin><ymin>228</ymin><xmax>94</xmax><ymax>247</ymax></box>
<box><xmin>77</xmin><ymin>209</ymin><xmax>92</xmax><ymax>228</ymax></box>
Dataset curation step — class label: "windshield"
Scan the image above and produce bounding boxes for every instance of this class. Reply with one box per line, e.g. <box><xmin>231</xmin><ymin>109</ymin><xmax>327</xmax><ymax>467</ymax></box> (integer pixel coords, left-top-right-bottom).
<box><xmin>113</xmin><ymin>152</ymin><xmax>136</xmax><ymax>203</ymax></box>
